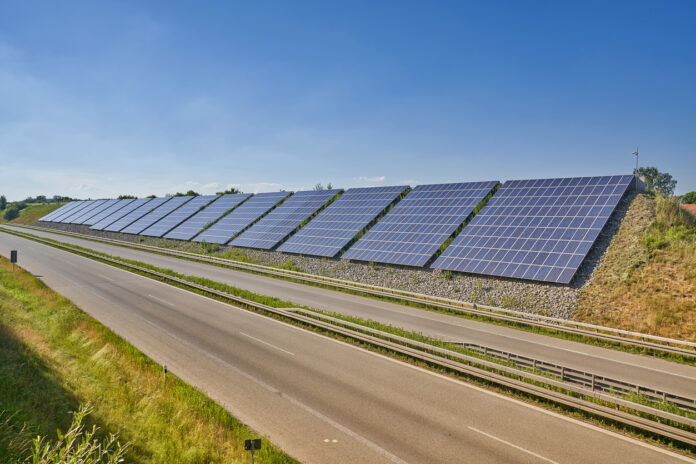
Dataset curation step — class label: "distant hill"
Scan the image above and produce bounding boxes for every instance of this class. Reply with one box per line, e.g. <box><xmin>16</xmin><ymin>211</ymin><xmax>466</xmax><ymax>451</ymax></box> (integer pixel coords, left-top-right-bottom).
<box><xmin>0</xmin><ymin>202</ymin><xmax>65</xmax><ymax>225</ymax></box>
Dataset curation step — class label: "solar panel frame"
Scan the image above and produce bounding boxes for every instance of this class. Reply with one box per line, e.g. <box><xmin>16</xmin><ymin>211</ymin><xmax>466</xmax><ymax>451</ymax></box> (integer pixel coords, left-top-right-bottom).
<box><xmin>103</xmin><ymin>197</ymin><xmax>171</xmax><ymax>232</ymax></box>
<box><xmin>60</xmin><ymin>200</ymin><xmax>108</xmax><ymax>223</ymax></box>
<box><xmin>164</xmin><ymin>193</ymin><xmax>252</xmax><ymax>241</ymax></box>
<box><xmin>431</xmin><ymin>175</ymin><xmax>634</xmax><ymax>284</ymax></box>
<box><xmin>91</xmin><ymin>198</ymin><xmax>156</xmax><ymax>231</ymax></box>
<box><xmin>230</xmin><ymin>189</ymin><xmax>342</xmax><ymax>250</ymax></box>
<box><xmin>52</xmin><ymin>201</ymin><xmax>94</xmax><ymax>222</ymax></box>
<box><xmin>277</xmin><ymin>185</ymin><xmax>409</xmax><ymax>257</ymax></box>
<box><xmin>121</xmin><ymin>196</ymin><xmax>194</xmax><ymax>235</ymax></box>
<box><xmin>73</xmin><ymin>199</ymin><xmax>121</xmax><ymax>225</ymax></box>
<box><xmin>82</xmin><ymin>198</ymin><xmax>136</xmax><ymax>226</ymax></box>
<box><xmin>40</xmin><ymin>201</ymin><xmax>82</xmax><ymax>222</ymax></box>
<box><xmin>193</xmin><ymin>192</ymin><xmax>291</xmax><ymax>244</ymax></box>
<box><xmin>342</xmin><ymin>181</ymin><xmax>500</xmax><ymax>267</ymax></box>
<box><xmin>140</xmin><ymin>195</ymin><xmax>219</xmax><ymax>238</ymax></box>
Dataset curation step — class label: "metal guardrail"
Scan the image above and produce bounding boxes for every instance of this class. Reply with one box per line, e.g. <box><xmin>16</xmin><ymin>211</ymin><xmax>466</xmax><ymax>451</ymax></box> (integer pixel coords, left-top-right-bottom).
<box><xmin>3</xmin><ymin>227</ymin><xmax>696</xmax><ymax>447</ymax></box>
<box><xmin>15</xmin><ymin>224</ymin><xmax>696</xmax><ymax>358</ymax></box>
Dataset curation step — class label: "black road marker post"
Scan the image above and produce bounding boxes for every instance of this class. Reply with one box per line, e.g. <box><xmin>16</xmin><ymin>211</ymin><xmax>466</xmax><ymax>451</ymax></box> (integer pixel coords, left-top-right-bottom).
<box><xmin>10</xmin><ymin>250</ymin><xmax>17</xmax><ymax>272</ymax></box>
<box><xmin>245</xmin><ymin>438</ymin><xmax>262</xmax><ymax>464</ymax></box>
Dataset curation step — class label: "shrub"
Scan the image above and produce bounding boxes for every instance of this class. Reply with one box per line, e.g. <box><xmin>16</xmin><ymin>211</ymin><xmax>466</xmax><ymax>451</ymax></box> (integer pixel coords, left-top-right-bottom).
<box><xmin>3</xmin><ymin>206</ymin><xmax>19</xmax><ymax>221</ymax></box>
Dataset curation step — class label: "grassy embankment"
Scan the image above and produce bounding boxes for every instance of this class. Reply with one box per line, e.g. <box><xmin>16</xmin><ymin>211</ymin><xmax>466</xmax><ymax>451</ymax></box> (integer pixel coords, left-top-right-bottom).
<box><xmin>576</xmin><ymin>194</ymin><xmax>696</xmax><ymax>340</ymax></box>
<box><xmin>0</xmin><ymin>256</ymin><xmax>295</xmax><ymax>463</ymax></box>
<box><xmin>0</xmin><ymin>202</ymin><xmax>65</xmax><ymax>225</ymax></box>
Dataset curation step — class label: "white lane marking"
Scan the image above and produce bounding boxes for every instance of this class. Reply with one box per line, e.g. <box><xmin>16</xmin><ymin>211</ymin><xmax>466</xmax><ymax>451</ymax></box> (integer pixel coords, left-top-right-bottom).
<box><xmin>239</xmin><ymin>332</ymin><xmax>295</xmax><ymax>356</ymax></box>
<box><xmin>98</xmin><ymin>273</ymin><xmax>114</xmax><ymax>282</ymax></box>
<box><xmin>148</xmin><ymin>294</ymin><xmax>175</xmax><ymax>307</ymax></box>
<box><xmin>468</xmin><ymin>426</ymin><xmax>559</xmax><ymax>464</ymax></box>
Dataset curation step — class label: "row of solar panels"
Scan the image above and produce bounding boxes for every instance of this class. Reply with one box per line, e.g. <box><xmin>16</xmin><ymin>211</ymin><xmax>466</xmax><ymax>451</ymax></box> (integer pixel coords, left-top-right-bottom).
<box><xmin>39</xmin><ymin>174</ymin><xmax>635</xmax><ymax>284</ymax></box>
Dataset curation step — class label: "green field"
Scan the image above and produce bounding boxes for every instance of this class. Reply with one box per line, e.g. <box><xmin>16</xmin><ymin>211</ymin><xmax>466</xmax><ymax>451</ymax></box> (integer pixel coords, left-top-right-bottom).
<box><xmin>0</xmin><ymin>202</ymin><xmax>65</xmax><ymax>225</ymax></box>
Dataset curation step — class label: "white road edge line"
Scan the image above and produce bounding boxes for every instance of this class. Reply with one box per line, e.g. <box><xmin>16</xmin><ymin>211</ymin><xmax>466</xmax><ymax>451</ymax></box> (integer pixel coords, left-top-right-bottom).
<box><xmin>147</xmin><ymin>294</ymin><xmax>175</xmax><ymax>307</ymax></box>
<box><xmin>239</xmin><ymin>331</ymin><xmax>295</xmax><ymax>356</ymax></box>
<box><xmin>468</xmin><ymin>426</ymin><xmax>559</xmax><ymax>463</ymax></box>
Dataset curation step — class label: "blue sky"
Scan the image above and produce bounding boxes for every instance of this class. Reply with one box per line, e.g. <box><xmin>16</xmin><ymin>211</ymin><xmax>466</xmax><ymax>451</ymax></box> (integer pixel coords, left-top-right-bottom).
<box><xmin>0</xmin><ymin>1</ymin><xmax>694</xmax><ymax>201</ymax></box>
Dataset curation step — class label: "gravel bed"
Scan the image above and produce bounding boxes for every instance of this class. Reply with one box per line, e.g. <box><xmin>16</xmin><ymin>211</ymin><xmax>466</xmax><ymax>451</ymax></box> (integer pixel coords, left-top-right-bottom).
<box><xmin>34</xmin><ymin>193</ymin><xmax>637</xmax><ymax>320</ymax></box>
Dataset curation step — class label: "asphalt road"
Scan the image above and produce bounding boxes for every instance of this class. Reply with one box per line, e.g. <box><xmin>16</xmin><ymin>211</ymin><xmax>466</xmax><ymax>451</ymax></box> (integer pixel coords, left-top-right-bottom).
<box><xmin>0</xmin><ymin>229</ymin><xmax>693</xmax><ymax>463</ymax></box>
<box><xmin>6</xmin><ymin>225</ymin><xmax>696</xmax><ymax>399</ymax></box>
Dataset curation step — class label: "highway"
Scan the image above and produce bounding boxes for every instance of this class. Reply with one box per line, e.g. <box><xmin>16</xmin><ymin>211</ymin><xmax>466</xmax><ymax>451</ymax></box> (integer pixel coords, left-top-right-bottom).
<box><xmin>0</xmin><ymin>229</ymin><xmax>693</xmax><ymax>462</ymax></box>
<box><xmin>5</xmin><ymin>224</ymin><xmax>696</xmax><ymax>398</ymax></box>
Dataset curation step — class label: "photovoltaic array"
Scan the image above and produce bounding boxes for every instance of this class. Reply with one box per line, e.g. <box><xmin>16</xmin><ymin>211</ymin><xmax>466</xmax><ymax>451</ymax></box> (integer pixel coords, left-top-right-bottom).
<box><xmin>193</xmin><ymin>191</ymin><xmax>290</xmax><ymax>244</ymax></box>
<box><xmin>137</xmin><ymin>194</ymin><xmax>217</xmax><ymax>237</ymax></box>
<box><xmin>105</xmin><ymin>197</ymin><xmax>171</xmax><ymax>232</ymax></box>
<box><xmin>277</xmin><ymin>185</ymin><xmax>408</xmax><ymax>257</ymax></box>
<box><xmin>91</xmin><ymin>198</ymin><xmax>154</xmax><ymax>230</ymax></box>
<box><xmin>342</xmin><ymin>182</ymin><xmax>499</xmax><ymax>267</ymax></box>
<box><xmin>431</xmin><ymin>175</ymin><xmax>634</xmax><ymax>283</ymax></box>
<box><xmin>124</xmin><ymin>195</ymin><xmax>196</xmax><ymax>236</ymax></box>
<box><xmin>61</xmin><ymin>200</ymin><xmax>107</xmax><ymax>224</ymax></box>
<box><xmin>53</xmin><ymin>201</ymin><xmax>93</xmax><ymax>222</ymax></box>
<box><xmin>40</xmin><ymin>201</ymin><xmax>81</xmax><ymax>222</ymax></box>
<box><xmin>165</xmin><ymin>193</ymin><xmax>252</xmax><ymax>241</ymax></box>
<box><xmin>231</xmin><ymin>189</ymin><xmax>342</xmax><ymax>250</ymax></box>
<box><xmin>74</xmin><ymin>199</ymin><xmax>121</xmax><ymax>225</ymax></box>
<box><xmin>83</xmin><ymin>199</ymin><xmax>135</xmax><ymax>226</ymax></box>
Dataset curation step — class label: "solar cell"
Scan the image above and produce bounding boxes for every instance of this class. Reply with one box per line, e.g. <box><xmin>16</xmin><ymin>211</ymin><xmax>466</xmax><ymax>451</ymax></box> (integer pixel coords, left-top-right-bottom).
<box><xmin>140</xmin><ymin>195</ymin><xmax>218</xmax><ymax>237</ymax></box>
<box><xmin>103</xmin><ymin>197</ymin><xmax>170</xmax><ymax>232</ymax></box>
<box><xmin>83</xmin><ymin>198</ymin><xmax>136</xmax><ymax>226</ymax></box>
<box><xmin>230</xmin><ymin>189</ymin><xmax>342</xmax><ymax>250</ymax></box>
<box><xmin>52</xmin><ymin>201</ymin><xmax>94</xmax><ymax>222</ymax></box>
<box><xmin>73</xmin><ymin>199</ymin><xmax>121</xmax><ymax>225</ymax></box>
<box><xmin>164</xmin><ymin>193</ymin><xmax>252</xmax><ymax>241</ymax></box>
<box><xmin>94</xmin><ymin>198</ymin><xmax>157</xmax><ymax>231</ymax></box>
<box><xmin>121</xmin><ymin>196</ymin><xmax>194</xmax><ymax>235</ymax></box>
<box><xmin>431</xmin><ymin>175</ymin><xmax>634</xmax><ymax>284</ymax></box>
<box><xmin>342</xmin><ymin>181</ymin><xmax>499</xmax><ymax>267</ymax></box>
<box><xmin>40</xmin><ymin>201</ymin><xmax>82</xmax><ymax>222</ymax></box>
<box><xmin>193</xmin><ymin>192</ymin><xmax>290</xmax><ymax>244</ymax></box>
<box><xmin>277</xmin><ymin>185</ymin><xmax>408</xmax><ymax>257</ymax></box>
<box><xmin>60</xmin><ymin>200</ymin><xmax>108</xmax><ymax>223</ymax></box>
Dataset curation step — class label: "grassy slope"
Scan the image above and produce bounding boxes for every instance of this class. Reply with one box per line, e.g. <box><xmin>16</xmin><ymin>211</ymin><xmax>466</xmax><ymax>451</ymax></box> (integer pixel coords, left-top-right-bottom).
<box><xmin>0</xmin><ymin>256</ymin><xmax>295</xmax><ymax>464</ymax></box>
<box><xmin>576</xmin><ymin>194</ymin><xmax>696</xmax><ymax>340</ymax></box>
<box><xmin>0</xmin><ymin>202</ymin><xmax>65</xmax><ymax>225</ymax></box>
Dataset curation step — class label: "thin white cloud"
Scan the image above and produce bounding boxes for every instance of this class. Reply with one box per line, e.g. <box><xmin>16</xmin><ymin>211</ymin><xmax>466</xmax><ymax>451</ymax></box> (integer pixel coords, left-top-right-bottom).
<box><xmin>354</xmin><ymin>176</ymin><xmax>386</xmax><ymax>182</ymax></box>
<box><xmin>399</xmin><ymin>179</ymin><xmax>420</xmax><ymax>186</ymax></box>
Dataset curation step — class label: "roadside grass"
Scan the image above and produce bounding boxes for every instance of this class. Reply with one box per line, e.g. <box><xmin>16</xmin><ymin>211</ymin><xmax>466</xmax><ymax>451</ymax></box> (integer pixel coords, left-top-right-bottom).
<box><xmin>576</xmin><ymin>194</ymin><xmax>696</xmax><ymax>341</ymax></box>
<box><xmin>0</xmin><ymin>203</ymin><xmax>65</xmax><ymax>225</ymax></box>
<box><xmin>0</xmin><ymin>256</ymin><xmax>296</xmax><ymax>464</ymax></box>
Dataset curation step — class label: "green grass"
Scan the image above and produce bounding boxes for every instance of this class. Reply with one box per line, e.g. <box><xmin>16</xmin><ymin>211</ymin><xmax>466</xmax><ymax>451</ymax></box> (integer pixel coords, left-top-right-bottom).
<box><xmin>0</xmin><ymin>203</ymin><xmax>66</xmax><ymax>225</ymax></box>
<box><xmin>0</xmin><ymin>256</ymin><xmax>296</xmax><ymax>464</ymax></box>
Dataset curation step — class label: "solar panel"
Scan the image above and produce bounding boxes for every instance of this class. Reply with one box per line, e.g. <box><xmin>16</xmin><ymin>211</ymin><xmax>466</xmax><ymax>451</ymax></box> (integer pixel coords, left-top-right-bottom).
<box><xmin>103</xmin><ymin>197</ymin><xmax>171</xmax><ymax>232</ymax></box>
<box><xmin>40</xmin><ymin>201</ymin><xmax>82</xmax><ymax>222</ymax></box>
<box><xmin>431</xmin><ymin>175</ymin><xmax>634</xmax><ymax>284</ymax></box>
<box><xmin>140</xmin><ymin>195</ymin><xmax>218</xmax><ymax>238</ymax></box>
<box><xmin>230</xmin><ymin>189</ymin><xmax>342</xmax><ymax>250</ymax></box>
<box><xmin>121</xmin><ymin>196</ymin><xmax>194</xmax><ymax>235</ymax></box>
<box><xmin>164</xmin><ymin>193</ymin><xmax>252</xmax><ymax>241</ymax></box>
<box><xmin>52</xmin><ymin>201</ymin><xmax>94</xmax><ymax>222</ymax></box>
<box><xmin>193</xmin><ymin>191</ymin><xmax>290</xmax><ymax>244</ymax></box>
<box><xmin>91</xmin><ymin>198</ymin><xmax>155</xmax><ymax>231</ymax></box>
<box><xmin>73</xmin><ymin>199</ymin><xmax>121</xmax><ymax>225</ymax></box>
<box><xmin>277</xmin><ymin>185</ymin><xmax>408</xmax><ymax>257</ymax></box>
<box><xmin>60</xmin><ymin>200</ymin><xmax>108</xmax><ymax>223</ymax></box>
<box><xmin>342</xmin><ymin>181</ymin><xmax>499</xmax><ymax>267</ymax></box>
<box><xmin>83</xmin><ymin>198</ymin><xmax>135</xmax><ymax>226</ymax></box>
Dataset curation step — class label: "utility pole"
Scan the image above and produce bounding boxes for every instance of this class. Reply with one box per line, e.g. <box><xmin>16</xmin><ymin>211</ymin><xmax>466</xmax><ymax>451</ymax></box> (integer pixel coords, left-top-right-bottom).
<box><xmin>632</xmin><ymin>147</ymin><xmax>639</xmax><ymax>176</ymax></box>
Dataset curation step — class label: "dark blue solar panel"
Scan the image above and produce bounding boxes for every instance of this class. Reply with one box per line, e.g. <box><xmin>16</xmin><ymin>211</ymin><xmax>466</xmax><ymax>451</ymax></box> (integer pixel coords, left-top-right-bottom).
<box><xmin>342</xmin><ymin>181</ymin><xmax>499</xmax><ymax>267</ymax></box>
<box><xmin>121</xmin><ymin>196</ymin><xmax>194</xmax><ymax>235</ymax></box>
<box><xmin>193</xmin><ymin>192</ymin><xmax>290</xmax><ymax>244</ymax></box>
<box><xmin>40</xmin><ymin>201</ymin><xmax>82</xmax><ymax>222</ymax></box>
<box><xmin>85</xmin><ymin>198</ymin><xmax>135</xmax><ymax>228</ymax></box>
<box><xmin>431</xmin><ymin>175</ymin><xmax>634</xmax><ymax>284</ymax></box>
<box><xmin>105</xmin><ymin>197</ymin><xmax>171</xmax><ymax>232</ymax></box>
<box><xmin>96</xmin><ymin>198</ymin><xmax>158</xmax><ymax>231</ymax></box>
<box><xmin>74</xmin><ymin>199</ymin><xmax>122</xmax><ymax>225</ymax></box>
<box><xmin>60</xmin><ymin>200</ymin><xmax>108</xmax><ymax>224</ymax></box>
<box><xmin>230</xmin><ymin>189</ymin><xmax>342</xmax><ymax>250</ymax></box>
<box><xmin>277</xmin><ymin>185</ymin><xmax>408</xmax><ymax>257</ymax></box>
<box><xmin>52</xmin><ymin>201</ymin><xmax>94</xmax><ymax>222</ymax></box>
<box><xmin>140</xmin><ymin>195</ymin><xmax>218</xmax><ymax>238</ymax></box>
<box><xmin>164</xmin><ymin>193</ymin><xmax>252</xmax><ymax>241</ymax></box>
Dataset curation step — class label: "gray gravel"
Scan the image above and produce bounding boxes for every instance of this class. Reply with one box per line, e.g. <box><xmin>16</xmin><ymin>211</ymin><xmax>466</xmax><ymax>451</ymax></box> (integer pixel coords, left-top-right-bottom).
<box><xmin>35</xmin><ymin>193</ymin><xmax>636</xmax><ymax>320</ymax></box>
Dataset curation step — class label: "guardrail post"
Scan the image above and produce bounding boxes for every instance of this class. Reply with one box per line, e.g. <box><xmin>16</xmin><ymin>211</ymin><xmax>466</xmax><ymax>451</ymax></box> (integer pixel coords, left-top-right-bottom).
<box><xmin>561</xmin><ymin>366</ymin><xmax>565</xmax><ymax>381</ymax></box>
<box><xmin>591</xmin><ymin>374</ymin><xmax>595</xmax><ymax>391</ymax></box>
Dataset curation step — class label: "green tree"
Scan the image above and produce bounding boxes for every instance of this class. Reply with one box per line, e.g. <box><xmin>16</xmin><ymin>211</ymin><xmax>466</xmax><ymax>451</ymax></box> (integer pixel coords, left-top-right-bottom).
<box><xmin>117</xmin><ymin>195</ymin><xmax>137</xmax><ymax>199</ymax></box>
<box><xmin>171</xmin><ymin>190</ymin><xmax>199</xmax><ymax>197</ymax></box>
<box><xmin>313</xmin><ymin>183</ymin><xmax>324</xmax><ymax>191</ymax></box>
<box><xmin>3</xmin><ymin>206</ymin><xmax>19</xmax><ymax>221</ymax></box>
<box><xmin>216</xmin><ymin>187</ymin><xmax>242</xmax><ymax>194</ymax></box>
<box><xmin>0</xmin><ymin>195</ymin><xmax>6</xmax><ymax>210</ymax></box>
<box><xmin>635</xmin><ymin>166</ymin><xmax>677</xmax><ymax>196</ymax></box>
<box><xmin>682</xmin><ymin>191</ymin><xmax>696</xmax><ymax>204</ymax></box>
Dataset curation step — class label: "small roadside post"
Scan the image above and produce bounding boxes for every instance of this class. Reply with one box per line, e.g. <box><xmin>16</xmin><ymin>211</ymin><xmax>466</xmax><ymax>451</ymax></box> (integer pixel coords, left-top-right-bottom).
<box><xmin>10</xmin><ymin>250</ymin><xmax>17</xmax><ymax>272</ymax></box>
<box><xmin>244</xmin><ymin>438</ymin><xmax>261</xmax><ymax>464</ymax></box>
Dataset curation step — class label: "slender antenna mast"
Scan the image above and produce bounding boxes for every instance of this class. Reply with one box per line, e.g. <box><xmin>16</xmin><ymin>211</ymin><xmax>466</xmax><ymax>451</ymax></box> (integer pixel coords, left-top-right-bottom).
<box><xmin>632</xmin><ymin>146</ymin><xmax>639</xmax><ymax>175</ymax></box>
